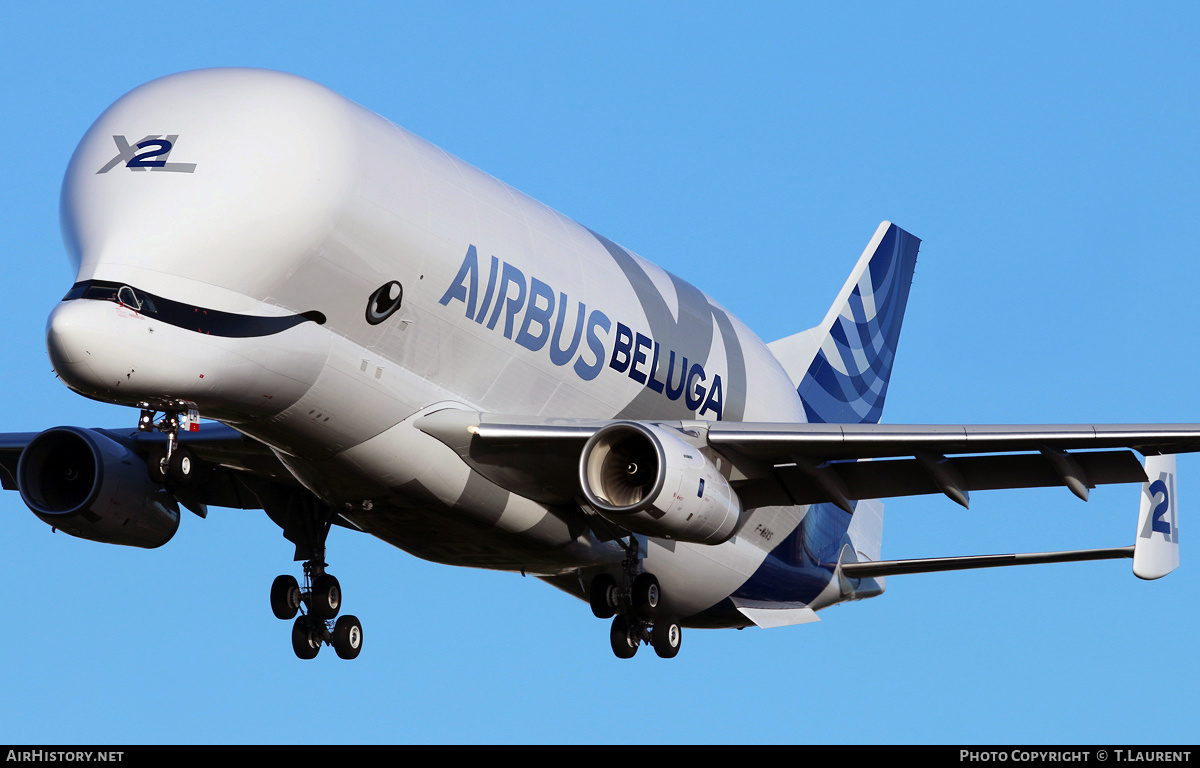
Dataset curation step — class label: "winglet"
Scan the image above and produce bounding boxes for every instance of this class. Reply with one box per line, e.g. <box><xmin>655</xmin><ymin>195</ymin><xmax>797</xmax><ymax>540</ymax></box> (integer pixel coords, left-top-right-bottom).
<box><xmin>1133</xmin><ymin>454</ymin><xmax>1179</xmax><ymax>580</ymax></box>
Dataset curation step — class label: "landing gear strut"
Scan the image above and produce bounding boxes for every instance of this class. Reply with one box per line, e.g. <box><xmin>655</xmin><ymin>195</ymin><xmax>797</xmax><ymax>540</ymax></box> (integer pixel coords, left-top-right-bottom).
<box><xmin>259</xmin><ymin>487</ymin><xmax>364</xmax><ymax>660</ymax></box>
<box><xmin>590</xmin><ymin>536</ymin><xmax>682</xmax><ymax>659</ymax></box>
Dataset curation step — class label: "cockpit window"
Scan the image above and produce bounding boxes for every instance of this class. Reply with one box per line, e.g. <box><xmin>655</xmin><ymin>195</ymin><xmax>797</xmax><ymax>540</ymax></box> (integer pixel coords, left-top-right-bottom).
<box><xmin>59</xmin><ymin>279</ymin><xmax>323</xmax><ymax>338</ymax></box>
<box><xmin>116</xmin><ymin>285</ymin><xmax>141</xmax><ymax>311</ymax></box>
<box><xmin>62</xmin><ymin>281</ymin><xmax>156</xmax><ymax>313</ymax></box>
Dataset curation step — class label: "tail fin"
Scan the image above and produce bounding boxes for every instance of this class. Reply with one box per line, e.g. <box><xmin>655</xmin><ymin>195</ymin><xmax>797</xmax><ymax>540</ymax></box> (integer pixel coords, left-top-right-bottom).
<box><xmin>1134</xmin><ymin>454</ymin><xmax>1179</xmax><ymax>579</ymax></box>
<box><xmin>767</xmin><ymin>222</ymin><xmax>921</xmax><ymax>424</ymax></box>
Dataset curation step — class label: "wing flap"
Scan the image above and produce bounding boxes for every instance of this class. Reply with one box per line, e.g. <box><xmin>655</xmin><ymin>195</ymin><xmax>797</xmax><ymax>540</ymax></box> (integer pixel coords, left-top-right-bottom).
<box><xmin>737</xmin><ymin>450</ymin><xmax>1147</xmax><ymax>508</ymax></box>
<box><xmin>415</xmin><ymin>409</ymin><xmax>599</xmax><ymax>503</ymax></box>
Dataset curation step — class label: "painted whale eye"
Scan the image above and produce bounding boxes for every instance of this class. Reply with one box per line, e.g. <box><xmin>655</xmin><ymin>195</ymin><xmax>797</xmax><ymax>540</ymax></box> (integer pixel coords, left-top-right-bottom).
<box><xmin>365</xmin><ymin>281</ymin><xmax>403</xmax><ymax>325</ymax></box>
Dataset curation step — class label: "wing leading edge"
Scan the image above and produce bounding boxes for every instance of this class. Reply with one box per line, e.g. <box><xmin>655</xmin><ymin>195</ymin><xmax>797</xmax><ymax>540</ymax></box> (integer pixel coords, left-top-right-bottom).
<box><xmin>415</xmin><ymin>409</ymin><xmax>1200</xmax><ymax>511</ymax></box>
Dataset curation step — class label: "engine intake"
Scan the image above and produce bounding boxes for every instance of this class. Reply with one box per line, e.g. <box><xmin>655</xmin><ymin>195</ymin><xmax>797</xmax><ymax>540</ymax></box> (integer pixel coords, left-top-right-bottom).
<box><xmin>580</xmin><ymin>422</ymin><xmax>742</xmax><ymax>544</ymax></box>
<box><xmin>18</xmin><ymin>427</ymin><xmax>180</xmax><ymax>548</ymax></box>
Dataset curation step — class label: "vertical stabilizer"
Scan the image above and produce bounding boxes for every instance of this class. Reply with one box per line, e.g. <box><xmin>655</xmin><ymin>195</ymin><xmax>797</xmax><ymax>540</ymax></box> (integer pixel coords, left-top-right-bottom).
<box><xmin>768</xmin><ymin>222</ymin><xmax>920</xmax><ymax>424</ymax></box>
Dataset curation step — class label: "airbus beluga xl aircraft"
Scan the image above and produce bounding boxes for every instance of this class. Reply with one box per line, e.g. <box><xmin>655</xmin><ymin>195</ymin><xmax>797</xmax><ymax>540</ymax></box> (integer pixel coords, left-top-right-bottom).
<box><xmin>0</xmin><ymin>68</ymin><xmax>1190</xmax><ymax>660</ymax></box>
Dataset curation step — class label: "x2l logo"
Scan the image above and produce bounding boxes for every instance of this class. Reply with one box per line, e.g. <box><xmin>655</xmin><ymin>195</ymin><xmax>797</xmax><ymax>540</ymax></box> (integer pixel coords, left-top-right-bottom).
<box><xmin>97</xmin><ymin>135</ymin><xmax>196</xmax><ymax>174</ymax></box>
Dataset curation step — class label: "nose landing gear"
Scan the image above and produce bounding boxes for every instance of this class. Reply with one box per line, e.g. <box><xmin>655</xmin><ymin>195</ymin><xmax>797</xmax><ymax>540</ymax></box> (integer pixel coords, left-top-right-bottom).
<box><xmin>138</xmin><ymin>402</ymin><xmax>200</xmax><ymax>485</ymax></box>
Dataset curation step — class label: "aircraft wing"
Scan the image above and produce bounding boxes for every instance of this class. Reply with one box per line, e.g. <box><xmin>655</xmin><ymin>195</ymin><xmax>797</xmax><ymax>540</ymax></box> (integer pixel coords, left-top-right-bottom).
<box><xmin>7</xmin><ymin>412</ymin><xmax>1192</xmax><ymax>525</ymax></box>
<box><xmin>415</xmin><ymin>409</ymin><xmax>1200</xmax><ymax>510</ymax></box>
<box><xmin>0</xmin><ymin>423</ymin><xmax>291</xmax><ymax>517</ymax></box>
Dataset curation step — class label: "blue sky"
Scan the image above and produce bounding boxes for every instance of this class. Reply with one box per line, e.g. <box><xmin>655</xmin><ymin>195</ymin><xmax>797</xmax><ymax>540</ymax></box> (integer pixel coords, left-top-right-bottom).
<box><xmin>1</xmin><ymin>2</ymin><xmax>1198</xmax><ymax>744</ymax></box>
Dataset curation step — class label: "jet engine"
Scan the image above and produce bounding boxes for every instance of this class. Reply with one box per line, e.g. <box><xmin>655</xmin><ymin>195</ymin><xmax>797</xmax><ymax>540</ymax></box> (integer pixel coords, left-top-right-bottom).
<box><xmin>17</xmin><ymin>427</ymin><xmax>180</xmax><ymax>548</ymax></box>
<box><xmin>579</xmin><ymin>422</ymin><xmax>742</xmax><ymax>544</ymax></box>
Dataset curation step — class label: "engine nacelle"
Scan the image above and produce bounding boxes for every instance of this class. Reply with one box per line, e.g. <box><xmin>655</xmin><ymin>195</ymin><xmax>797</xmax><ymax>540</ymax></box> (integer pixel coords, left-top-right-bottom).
<box><xmin>17</xmin><ymin>427</ymin><xmax>180</xmax><ymax>548</ymax></box>
<box><xmin>580</xmin><ymin>422</ymin><xmax>742</xmax><ymax>544</ymax></box>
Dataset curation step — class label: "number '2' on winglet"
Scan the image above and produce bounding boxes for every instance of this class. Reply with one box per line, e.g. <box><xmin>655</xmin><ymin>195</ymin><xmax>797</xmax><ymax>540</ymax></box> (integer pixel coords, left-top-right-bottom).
<box><xmin>1134</xmin><ymin>454</ymin><xmax>1179</xmax><ymax>579</ymax></box>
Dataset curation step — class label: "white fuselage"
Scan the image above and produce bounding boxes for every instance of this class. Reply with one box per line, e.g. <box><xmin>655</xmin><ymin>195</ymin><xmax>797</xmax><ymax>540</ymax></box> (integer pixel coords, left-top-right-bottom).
<box><xmin>50</xmin><ymin>68</ymin><xmax>837</xmax><ymax>623</ymax></box>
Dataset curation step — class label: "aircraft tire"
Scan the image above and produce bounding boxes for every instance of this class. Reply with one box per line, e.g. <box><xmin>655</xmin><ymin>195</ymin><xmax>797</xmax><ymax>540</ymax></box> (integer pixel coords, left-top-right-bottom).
<box><xmin>652</xmin><ymin>616</ymin><xmax>682</xmax><ymax>659</ymax></box>
<box><xmin>589</xmin><ymin>574</ymin><xmax>618</xmax><ymax>619</ymax></box>
<box><xmin>632</xmin><ymin>572</ymin><xmax>661</xmax><ymax>619</ymax></box>
<box><xmin>332</xmin><ymin>615</ymin><xmax>363</xmax><ymax>659</ymax></box>
<box><xmin>146</xmin><ymin>447</ymin><xmax>169</xmax><ymax>484</ymax></box>
<box><xmin>168</xmin><ymin>446</ymin><xmax>197</xmax><ymax>485</ymax></box>
<box><xmin>310</xmin><ymin>574</ymin><xmax>341</xmax><ymax>620</ymax></box>
<box><xmin>609</xmin><ymin>615</ymin><xmax>638</xmax><ymax>659</ymax></box>
<box><xmin>270</xmin><ymin>575</ymin><xmax>301</xmax><ymax>620</ymax></box>
<box><xmin>291</xmin><ymin>615</ymin><xmax>320</xmax><ymax>660</ymax></box>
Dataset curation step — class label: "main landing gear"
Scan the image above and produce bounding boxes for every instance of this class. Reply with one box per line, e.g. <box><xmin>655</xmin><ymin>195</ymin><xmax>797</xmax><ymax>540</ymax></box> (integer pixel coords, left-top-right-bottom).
<box><xmin>271</xmin><ymin>565</ymin><xmax>363</xmax><ymax>660</ymax></box>
<box><xmin>589</xmin><ymin>560</ymin><xmax>682</xmax><ymax>659</ymax></box>
<box><xmin>259</xmin><ymin>486</ymin><xmax>364</xmax><ymax>660</ymax></box>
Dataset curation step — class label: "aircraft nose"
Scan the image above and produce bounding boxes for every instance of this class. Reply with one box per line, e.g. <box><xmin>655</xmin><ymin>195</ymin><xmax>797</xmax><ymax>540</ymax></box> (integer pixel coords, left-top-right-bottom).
<box><xmin>45</xmin><ymin>292</ymin><xmax>326</xmax><ymax>415</ymax></box>
<box><xmin>47</xmin><ymin>297</ymin><xmax>202</xmax><ymax>406</ymax></box>
<box><xmin>46</xmin><ymin>299</ymin><xmax>130</xmax><ymax>394</ymax></box>
<box><xmin>47</xmin><ymin>300</ymin><xmax>85</xmax><ymax>365</ymax></box>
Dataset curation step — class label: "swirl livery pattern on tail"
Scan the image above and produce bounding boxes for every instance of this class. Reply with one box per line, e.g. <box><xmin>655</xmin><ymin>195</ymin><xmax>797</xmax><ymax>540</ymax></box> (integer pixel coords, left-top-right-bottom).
<box><xmin>773</xmin><ymin>222</ymin><xmax>921</xmax><ymax>425</ymax></box>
